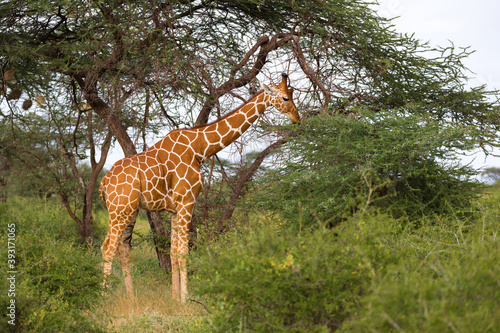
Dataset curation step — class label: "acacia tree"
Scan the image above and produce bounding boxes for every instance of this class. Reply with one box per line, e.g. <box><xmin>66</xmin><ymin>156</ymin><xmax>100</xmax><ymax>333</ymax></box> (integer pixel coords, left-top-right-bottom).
<box><xmin>2</xmin><ymin>0</ymin><xmax>499</xmax><ymax>259</ymax></box>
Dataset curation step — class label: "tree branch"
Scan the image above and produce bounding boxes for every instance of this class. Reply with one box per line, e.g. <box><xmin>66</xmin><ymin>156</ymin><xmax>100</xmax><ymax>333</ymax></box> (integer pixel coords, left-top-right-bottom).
<box><xmin>291</xmin><ymin>36</ymin><xmax>331</xmax><ymax>111</ymax></box>
<box><xmin>73</xmin><ymin>74</ymin><xmax>137</xmax><ymax>156</ymax></box>
<box><xmin>57</xmin><ymin>191</ymin><xmax>83</xmax><ymax>231</ymax></box>
<box><xmin>195</xmin><ymin>32</ymin><xmax>296</xmax><ymax>125</ymax></box>
<box><xmin>220</xmin><ymin>139</ymin><xmax>286</xmax><ymax>229</ymax></box>
<box><xmin>97</xmin><ymin>131</ymin><xmax>113</xmax><ymax>169</ymax></box>
<box><xmin>56</xmin><ymin>137</ymin><xmax>86</xmax><ymax>190</ymax></box>
<box><xmin>153</xmin><ymin>90</ymin><xmax>179</xmax><ymax>128</ymax></box>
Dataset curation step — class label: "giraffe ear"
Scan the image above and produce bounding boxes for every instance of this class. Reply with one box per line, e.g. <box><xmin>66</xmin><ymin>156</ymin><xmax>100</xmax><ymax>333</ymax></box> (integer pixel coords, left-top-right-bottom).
<box><xmin>260</xmin><ymin>83</ymin><xmax>278</xmax><ymax>96</ymax></box>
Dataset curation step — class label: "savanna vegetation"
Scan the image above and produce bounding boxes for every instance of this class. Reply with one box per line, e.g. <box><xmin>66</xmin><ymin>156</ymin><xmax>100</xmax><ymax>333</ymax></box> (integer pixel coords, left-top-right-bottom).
<box><xmin>1</xmin><ymin>0</ymin><xmax>500</xmax><ymax>332</ymax></box>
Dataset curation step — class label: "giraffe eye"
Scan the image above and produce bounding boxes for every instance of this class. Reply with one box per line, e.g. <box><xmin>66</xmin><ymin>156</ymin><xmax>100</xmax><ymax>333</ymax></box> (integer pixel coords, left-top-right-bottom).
<box><xmin>283</xmin><ymin>97</ymin><xmax>290</xmax><ymax>102</ymax></box>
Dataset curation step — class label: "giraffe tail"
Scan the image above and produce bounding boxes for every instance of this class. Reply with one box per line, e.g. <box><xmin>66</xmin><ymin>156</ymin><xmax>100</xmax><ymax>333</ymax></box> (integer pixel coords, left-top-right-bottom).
<box><xmin>99</xmin><ymin>174</ymin><xmax>109</xmax><ymax>205</ymax></box>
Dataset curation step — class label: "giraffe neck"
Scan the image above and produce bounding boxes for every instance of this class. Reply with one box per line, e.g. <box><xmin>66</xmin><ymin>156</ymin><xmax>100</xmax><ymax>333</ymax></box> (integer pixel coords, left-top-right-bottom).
<box><xmin>195</xmin><ymin>91</ymin><xmax>271</xmax><ymax>159</ymax></box>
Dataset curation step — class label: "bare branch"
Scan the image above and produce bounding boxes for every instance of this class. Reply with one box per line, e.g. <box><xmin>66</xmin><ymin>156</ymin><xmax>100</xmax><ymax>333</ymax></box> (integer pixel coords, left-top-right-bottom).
<box><xmin>153</xmin><ymin>90</ymin><xmax>179</xmax><ymax>128</ymax></box>
<box><xmin>196</xmin><ymin>32</ymin><xmax>296</xmax><ymax>125</ymax></box>
<box><xmin>56</xmin><ymin>137</ymin><xmax>86</xmax><ymax>190</ymax></box>
<box><xmin>220</xmin><ymin>139</ymin><xmax>286</xmax><ymax>228</ymax></box>
<box><xmin>292</xmin><ymin>36</ymin><xmax>331</xmax><ymax>111</ymax></box>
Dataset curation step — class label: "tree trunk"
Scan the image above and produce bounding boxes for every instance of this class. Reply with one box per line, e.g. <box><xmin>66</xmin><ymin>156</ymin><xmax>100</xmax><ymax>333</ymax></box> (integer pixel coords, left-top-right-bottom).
<box><xmin>0</xmin><ymin>177</ymin><xmax>7</xmax><ymax>203</ymax></box>
<box><xmin>80</xmin><ymin>162</ymin><xmax>102</xmax><ymax>245</ymax></box>
<box><xmin>58</xmin><ymin>192</ymin><xmax>89</xmax><ymax>244</ymax></box>
<box><xmin>80</xmin><ymin>192</ymin><xmax>94</xmax><ymax>244</ymax></box>
<box><xmin>147</xmin><ymin>212</ymin><xmax>172</xmax><ymax>270</ymax></box>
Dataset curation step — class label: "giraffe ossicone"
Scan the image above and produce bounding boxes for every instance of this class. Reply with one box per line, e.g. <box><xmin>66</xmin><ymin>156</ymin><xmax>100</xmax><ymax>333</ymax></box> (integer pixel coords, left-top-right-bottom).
<box><xmin>99</xmin><ymin>73</ymin><xmax>300</xmax><ymax>303</ymax></box>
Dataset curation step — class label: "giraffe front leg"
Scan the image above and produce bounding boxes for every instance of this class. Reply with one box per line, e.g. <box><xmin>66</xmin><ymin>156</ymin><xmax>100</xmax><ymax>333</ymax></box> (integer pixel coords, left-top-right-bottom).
<box><xmin>176</xmin><ymin>203</ymin><xmax>194</xmax><ymax>304</ymax></box>
<box><xmin>178</xmin><ymin>249</ymin><xmax>188</xmax><ymax>304</ymax></box>
<box><xmin>170</xmin><ymin>213</ymin><xmax>180</xmax><ymax>301</ymax></box>
<box><xmin>170</xmin><ymin>202</ymin><xmax>194</xmax><ymax>303</ymax></box>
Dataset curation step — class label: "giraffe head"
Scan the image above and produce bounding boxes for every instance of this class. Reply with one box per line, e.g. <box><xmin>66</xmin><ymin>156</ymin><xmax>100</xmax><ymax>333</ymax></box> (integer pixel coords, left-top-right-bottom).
<box><xmin>261</xmin><ymin>73</ymin><xmax>300</xmax><ymax>124</ymax></box>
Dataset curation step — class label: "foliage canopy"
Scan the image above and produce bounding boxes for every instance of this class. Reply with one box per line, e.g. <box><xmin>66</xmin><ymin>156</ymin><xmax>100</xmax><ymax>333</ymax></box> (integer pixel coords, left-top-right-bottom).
<box><xmin>1</xmin><ymin>0</ymin><xmax>499</xmax><ymax>242</ymax></box>
<box><xmin>254</xmin><ymin>109</ymin><xmax>484</xmax><ymax>229</ymax></box>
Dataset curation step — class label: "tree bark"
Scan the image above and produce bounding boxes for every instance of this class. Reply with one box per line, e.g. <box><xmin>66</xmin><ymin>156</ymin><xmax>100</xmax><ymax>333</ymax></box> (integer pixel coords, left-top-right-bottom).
<box><xmin>74</xmin><ymin>74</ymin><xmax>137</xmax><ymax>156</ymax></box>
<box><xmin>147</xmin><ymin>212</ymin><xmax>172</xmax><ymax>270</ymax></box>
<box><xmin>81</xmin><ymin>192</ymin><xmax>95</xmax><ymax>243</ymax></box>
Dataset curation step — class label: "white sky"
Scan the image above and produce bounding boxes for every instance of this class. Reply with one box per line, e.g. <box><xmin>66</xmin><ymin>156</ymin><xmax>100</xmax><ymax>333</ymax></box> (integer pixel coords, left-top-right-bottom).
<box><xmin>376</xmin><ymin>0</ymin><xmax>500</xmax><ymax>172</ymax></box>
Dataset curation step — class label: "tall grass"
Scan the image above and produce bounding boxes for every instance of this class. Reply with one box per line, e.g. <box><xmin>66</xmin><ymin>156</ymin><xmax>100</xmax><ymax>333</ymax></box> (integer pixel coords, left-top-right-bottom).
<box><xmin>0</xmin><ymin>197</ymin><xmax>207</xmax><ymax>332</ymax></box>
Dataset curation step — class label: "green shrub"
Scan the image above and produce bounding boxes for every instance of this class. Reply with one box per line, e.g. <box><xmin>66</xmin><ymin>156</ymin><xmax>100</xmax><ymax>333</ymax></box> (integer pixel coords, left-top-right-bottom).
<box><xmin>255</xmin><ymin>110</ymin><xmax>482</xmax><ymax>230</ymax></box>
<box><xmin>0</xmin><ymin>198</ymin><xmax>105</xmax><ymax>332</ymax></box>
<box><xmin>193</xmin><ymin>212</ymin><xmax>399</xmax><ymax>332</ymax></box>
<box><xmin>193</xmin><ymin>192</ymin><xmax>500</xmax><ymax>332</ymax></box>
<box><xmin>341</xmin><ymin>241</ymin><xmax>500</xmax><ymax>332</ymax></box>
<box><xmin>340</xmin><ymin>193</ymin><xmax>500</xmax><ymax>332</ymax></box>
<box><xmin>342</xmin><ymin>248</ymin><xmax>500</xmax><ymax>331</ymax></box>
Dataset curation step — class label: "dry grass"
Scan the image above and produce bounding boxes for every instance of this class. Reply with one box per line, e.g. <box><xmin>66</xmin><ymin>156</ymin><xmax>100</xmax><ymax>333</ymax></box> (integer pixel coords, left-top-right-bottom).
<box><xmin>102</xmin><ymin>287</ymin><xmax>208</xmax><ymax>332</ymax></box>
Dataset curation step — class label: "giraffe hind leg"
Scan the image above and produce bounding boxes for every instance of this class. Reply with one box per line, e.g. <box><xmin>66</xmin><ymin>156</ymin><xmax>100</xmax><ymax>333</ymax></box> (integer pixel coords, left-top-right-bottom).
<box><xmin>101</xmin><ymin>230</ymin><xmax>116</xmax><ymax>290</ymax></box>
<box><xmin>101</xmin><ymin>216</ymin><xmax>136</xmax><ymax>294</ymax></box>
<box><xmin>116</xmin><ymin>219</ymin><xmax>136</xmax><ymax>299</ymax></box>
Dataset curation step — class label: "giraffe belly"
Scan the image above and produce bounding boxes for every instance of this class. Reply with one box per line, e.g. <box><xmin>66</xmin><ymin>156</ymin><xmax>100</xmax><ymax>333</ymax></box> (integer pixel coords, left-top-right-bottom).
<box><xmin>138</xmin><ymin>188</ymin><xmax>177</xmax><ymax>213</ymax></box>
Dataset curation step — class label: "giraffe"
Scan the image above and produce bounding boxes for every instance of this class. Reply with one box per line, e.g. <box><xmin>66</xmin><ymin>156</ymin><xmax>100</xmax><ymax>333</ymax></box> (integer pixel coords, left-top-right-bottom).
<box><xmin>99</xmin><ymin>73</ymin><xmax>300</xmax><ymax>303</ymax></box>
